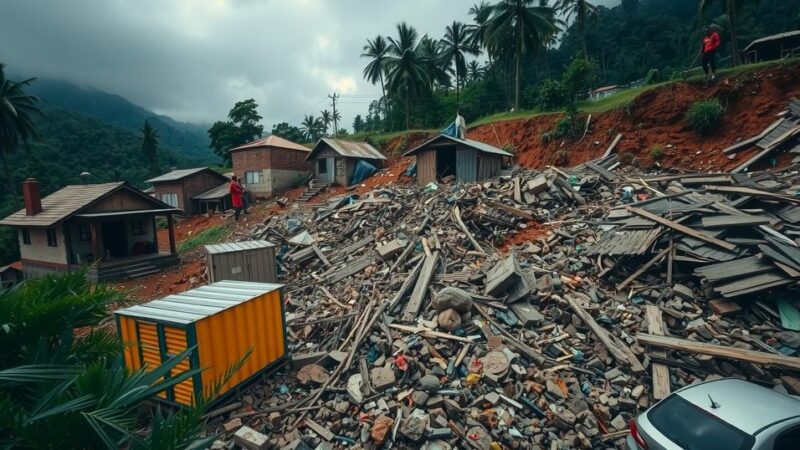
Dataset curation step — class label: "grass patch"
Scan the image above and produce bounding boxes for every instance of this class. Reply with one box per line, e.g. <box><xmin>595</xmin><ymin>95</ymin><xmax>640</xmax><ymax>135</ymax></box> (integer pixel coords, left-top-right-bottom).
<box><xmin>469</xmin><ymin>109</ymin><xmax>547</xmax><ymax>127</ymax></box>
<box><xmin>177</xmin><ymin>225</ymin><xmax>230</xmax><ymax>253</ymax></box>
<box><xmin>686</xmin><ymin>98</ymin><xmax>725</xmax><ymax>135</ymax></box>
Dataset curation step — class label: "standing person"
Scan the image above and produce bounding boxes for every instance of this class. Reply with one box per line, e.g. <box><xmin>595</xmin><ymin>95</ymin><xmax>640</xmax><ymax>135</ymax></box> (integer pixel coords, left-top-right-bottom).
<box><xmin>229</xmin><ymin>175</ymin><xmax>244</xmax><ymax>221</ymax></box>
<box><xmin>702</xmin><ymin>26</ymin><xmax>721</xmax><ymax>81</ymax></box>
<box><xmin>238</xmin><ymin>178</ymin><xmax>250</xmax><ymax>215</ymax></box>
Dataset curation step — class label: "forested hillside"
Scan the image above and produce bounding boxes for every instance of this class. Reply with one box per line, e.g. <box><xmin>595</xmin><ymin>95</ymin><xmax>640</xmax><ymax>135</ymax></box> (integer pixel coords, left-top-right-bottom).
<box><xmin>26</xmin><ymin>78</ymin><xmax>216</xmax><ymax>163</ymax></box>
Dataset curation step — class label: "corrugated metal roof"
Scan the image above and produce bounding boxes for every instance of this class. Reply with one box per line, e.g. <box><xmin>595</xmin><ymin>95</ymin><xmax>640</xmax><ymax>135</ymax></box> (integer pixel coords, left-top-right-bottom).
<box><xmin>114</xmin><ymin>280</ymin><xmax>283</xmax><ymax>324</ymax></box>
<box><xmin>193</xmin><ymin>182</ymin><xmax>230</xmax><ymax>201</ymax></box>
<box><xmin>404</xmin><ymin>134</ymin><xmax>513</xmax><ymax>157</ymax></box>
<box><xmin>0</xmin><ymin>182</ymin><xmax>151</xmax><ymax>227</ymax></box>
<box><xmin>205</xmin><ymin>240</ymin><xmax>275</xmax><ymax>254</ymax></box>
<box><xmin>307</xmin><ymin>138</ymin><xmax>386</xmax><ymax>161</ymax></box>
<box><xmin>146</xmin><ymin>167</ymin><xmax>225</xmax><ymax>184</ymax></box>
<box><xmin>75</xmin><ymin>208</ymin><xmax>179</xmax><ymax>218</ymax></box>
<box><xmin>230</xmin><ymin>135</ymin><xmax>310</xmax><ymax>153</ymax></box>
<box><xmin>743</xmin><ymin>30</ymin><xmax>800</xmax><ymax>52</ymax></box>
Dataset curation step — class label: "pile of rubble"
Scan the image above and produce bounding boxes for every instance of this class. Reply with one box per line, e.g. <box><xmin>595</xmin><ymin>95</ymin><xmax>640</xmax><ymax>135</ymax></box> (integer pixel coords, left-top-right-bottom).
<box><xmin>204</xmin><ymin>155</ymin><xmax>800</xmax><ymax>450</ymax></box>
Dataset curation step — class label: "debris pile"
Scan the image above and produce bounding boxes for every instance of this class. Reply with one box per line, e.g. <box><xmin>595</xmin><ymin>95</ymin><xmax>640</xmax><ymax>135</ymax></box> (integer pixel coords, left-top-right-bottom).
<box><xmin>203</xmin><ymin>155</ymin><xmax>800</xmax><ymax>449</ymax></box>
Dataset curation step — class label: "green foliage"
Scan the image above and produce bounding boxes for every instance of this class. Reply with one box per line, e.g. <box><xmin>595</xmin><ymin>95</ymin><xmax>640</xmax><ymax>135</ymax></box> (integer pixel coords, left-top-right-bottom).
<box><xmin>644</xmin><ymin>68</ymin><xmax>660</xmax><ymax>84</ymax></box>
<box><xmin>177</xmin><ymin>225</ymin><xmax>230</xmax><ymax>253</ymax></box>
<box><xmin>686</xmin><ymin>98</ymin><xmax>725</xmax><ymax>134</ymax></box>
<box><xmin>207</xmin><ymin>99</ymin><xmax>264</xmax><ymax>165</ymax></box>
<box><xmin>300</xmin><ymin>114</ymin><xmax>325</xmax><ymax>142</ymax></box>
<box><xmin>140</xmin><ymin>119</ymin><xmax>160</xmax><ymax>176</ymax></box>
<box><xmin>649</xmin><ymin>145</ymin><xmax>665</xmax><ymax>159</ymax></box>
<box><xmin>537</xmin><ymin>79</ymin><xmax>568</xmax><ymax>110</ymax></box>
<box><xmin>271</xmin><ymin>122</ymin><xmax>305</xmax><ymax>143</ymax></box>
<box><xmin>561</xmin><ymin>56</ymin><xmax>597</xmax><ymax>102</ymax></box>
<box><xmin>542</xmin><ymin>108</ymin><xmax>584</xmax><ymax>143</ymax></box>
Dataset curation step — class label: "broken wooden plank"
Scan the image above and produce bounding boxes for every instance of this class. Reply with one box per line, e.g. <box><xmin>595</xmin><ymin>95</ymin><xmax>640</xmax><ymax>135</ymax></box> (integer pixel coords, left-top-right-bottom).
<box><xmin>636</xmin><ymin>333</ymin><xmax>800</xmax><ymax>371</ymax></box>
<box><xmin>485</xmin><ymin>200</ymin><xmax>534</xmax><ymax>220</ymax></box>
<box><xmin>401</xmin><ymin>251</ymin><xmax>439</xmax><ymax>322</ymax></box>
<box><xmin>389</xmin><ymin>323</ymin><xmax>474</xmax><ymax>343</ymax></box>
<box><xmin>376</xmin><ymin>238</ymin><xmax>406</xmax><ymax>260</ymax></box>
<box><xmin>644</xmin><ymin>305</ymin><xmax>670</xmax><ymax>400</ymax></box>
<box><xmin>708</xmin><ymin>298</ymin><xmax>743</xmax><ymax>316</ymax></box>
<box><xmin>326</xmin><ymin>255</ymin><xmax>374</xmax><ymax>284</ymax></box>
<box><xmin>616</xmin><ymin>246</ymin><xmax>671</xmax><ymax>291</ymax></box>
<box><xmin>704</xmin><ymin>185</ymin><xmax>800</xmax><ymax>205</ymax></box>
<box><xmin>722</xmin><ymin>118</ymin><xmax>784</xmax><ymax>153</ymax></box>
<box><xmin>732</xmin><ymin>124</ymin><xmax>800</xmax><ymax>173</ymax></box>
<box><xmin>625</xmin><ymin>206</ymin><xmax>737</xmax><ymax>251</ymax></box>
<box><xmin>701</xmin><ymin>215</ymin><xmax>772</xmax><ymax>228</ymax></box>
<box><xmin>602</xmin><ymin>133</ymin><xmax>622</xmax><ymax>158</ymax></box>
<box><xmin>305</xmin><ymin>418</ymin><xmax>335</xmax><ymax>441</ymax></box>
<box><xmin>311</xmin><ymin>244</ymin><xmax>331</xmax><ymax>266</ymax></box>
<box><xmin>453</xmin><ymin>206</ymin><xmax>485</xmax><ymax>254</ymax></box>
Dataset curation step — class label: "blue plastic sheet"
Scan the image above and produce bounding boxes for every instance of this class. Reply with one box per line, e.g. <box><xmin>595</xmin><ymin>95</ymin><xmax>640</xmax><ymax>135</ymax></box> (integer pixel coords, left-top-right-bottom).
<box><xmin>350</xmin><ymin>159</ymin><xmax>378</xmax><ymax>185</ymax></box>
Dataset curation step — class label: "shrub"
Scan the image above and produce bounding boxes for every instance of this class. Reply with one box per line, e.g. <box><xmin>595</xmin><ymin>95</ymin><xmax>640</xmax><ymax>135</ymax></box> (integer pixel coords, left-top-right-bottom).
<box><xmin>542</xmin><ymin>107</ymin><xmax>583</xmax><ymax>144</ymax></box>
<box><xmin>537</xmin><ymin>79</ymin><xmax>567</xmax><ymax>110</ymax></box>
<box><xmin>644</xmin><ymin>68</ymin><xmax>660</xmax><ymax>85</ymax></box>
<box><xmin>686</xmin><ymin>98</ymin><xmax>725</xmax><ymax>135</ymax></box>
<box><xmin>650</xmin><ymin>145</ymin><xmax>665</xmax><ymax>159</ymax></box>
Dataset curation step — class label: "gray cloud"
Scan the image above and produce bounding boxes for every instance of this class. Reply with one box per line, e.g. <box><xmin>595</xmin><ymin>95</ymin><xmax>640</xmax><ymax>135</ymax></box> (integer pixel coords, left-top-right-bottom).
<box><xmin>0</xmin><ymin>0</ymin><xmax>618</xmax><ymax>130</ymax></box>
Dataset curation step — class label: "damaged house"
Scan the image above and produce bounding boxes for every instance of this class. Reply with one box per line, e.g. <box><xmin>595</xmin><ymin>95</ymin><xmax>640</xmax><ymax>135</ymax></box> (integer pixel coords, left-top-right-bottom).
<box><xmin>231</xmin><ymin>135</ymin><xmax>313</xmax><ymax>198</ymax></box>
<box><xmin>306</xmin><ymin>138</ymin><xmax>385</xmax><ymax>186</ymax></box>
<box><xmin>147</xmin><ymin>167</ymin><xmax>229</xmax><ymax>216</ymax></box>
<box><xmin>0</xmin><ymin>178</ymin><xmax>180</xmax><ymax>282</ymax></box>
<box><xmin>404</xmin><ymin>134</ymin><xmax>512</xmax><ymax>185</ymax></box>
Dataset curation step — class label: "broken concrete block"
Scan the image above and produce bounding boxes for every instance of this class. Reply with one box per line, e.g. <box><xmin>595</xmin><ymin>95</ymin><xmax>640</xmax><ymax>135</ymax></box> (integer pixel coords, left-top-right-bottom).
<box><xmin>296</xmin><ymin>364</ymin><xmax>329</xmax><ymax>385</ymax></box>
<box><xmin>233</xmin><ymin>426</ymin><xmax>268</xmax><ymax>450</ymax></box>
<box><xmin>370</xmin><ymin>366</ymin><xmax>396</xmax><ymax>391</ymax></box>
<box><xmin>223</xmin><ymin>417</ymin><xmax>242</xmax><ymax>432</ymax></box>
<box><xmin>371</xmin><ymin>415</ymin><xmax>394</xmax><ymax>444</ymax></box>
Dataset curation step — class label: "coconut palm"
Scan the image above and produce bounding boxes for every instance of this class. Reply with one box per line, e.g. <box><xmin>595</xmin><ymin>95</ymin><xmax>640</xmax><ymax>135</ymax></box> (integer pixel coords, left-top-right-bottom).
<box><xmin>418</xmin><ymin>37</ymin><xmax>452</xmax><ymax>91</ymax></box>
<box><xmin>555</xmin><ymin>0</ymin><xmax>598</xmax><ymax>58</ymax></box>
<box><xmin>384</xmin><ymin>22</ymin><xmax>432</xmax><ymax>130</ymax></box>
<box><xmin>442</xmin><ymin>21</ymin><xmax>481</xmax><ymax>103</ymax></box>
<box><xmin>0</xmin><ymin>64</ymin><xmax>41</xmax><ymax>209</ymax></box>
<box><xmin>361</xmin><ymin>35</ymin><xmax>391</xmax><ymax>125</ymax></box>
<box><xmin>468</xmin><ymin>2</ymin><xmax>494</xmax><ymax>50</ymax></box>
<box><xmin>699</xmin><ymin>0</ymin><xmax>759</xmax><ymax>66</ymax></box>
<box><xmin>484</xmin><ymin>0</ymin><xmax>560</xmax><ymax>110</ymax></box>
<box><xmin>319</xmin><ymin>109</ymin><xmax>332</xmax><ymax>135</ymax></box>
<box><xmin>467</xmin><ymin>60</ymin><xmax>485</xmax><ymax>83</ymax></box>
<box><xmin>300</xmin><ymin>114</ymin><xmax>323</xmax><ymax>141</ymax></box>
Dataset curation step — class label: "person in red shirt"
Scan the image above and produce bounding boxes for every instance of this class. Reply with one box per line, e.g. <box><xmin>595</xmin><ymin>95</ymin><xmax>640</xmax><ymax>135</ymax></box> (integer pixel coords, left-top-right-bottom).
<box><xmin>702</xmin><ymin>26</ymin><xmax>721</xmax><ymax>81</ymax></box>
<box><xmin>229</xmin><ymin>175</ymin><xmax>244</xmax><ymax>221</ymax></box>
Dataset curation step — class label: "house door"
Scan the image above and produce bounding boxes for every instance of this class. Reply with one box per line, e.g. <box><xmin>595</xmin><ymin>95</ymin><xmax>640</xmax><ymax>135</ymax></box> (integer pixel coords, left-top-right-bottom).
<box><xmin>102</xmin><ymin>221</ymin><xmax>129</xmax><ymax>258</ymax></box>
<box><xmin>318</xmin><ymin>158</ymin><xmax>334</xmax><ymax>183</ymax></box>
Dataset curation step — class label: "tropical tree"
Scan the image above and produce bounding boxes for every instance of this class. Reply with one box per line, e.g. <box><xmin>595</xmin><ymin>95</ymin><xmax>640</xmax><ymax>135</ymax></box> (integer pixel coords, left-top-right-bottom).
<box><xmin>319</xmin><ymin>109</ymin><xmax>332</xmax><ymax>135</ymax></box>
<box><xmin>418</xmin><ymin>37</ymin><xmax>452</xmax><ymax>90</ymax></box>
<box><xmin>385</xmin><ymin>22</ymin><xmax>432</xmax><ymax>130</ymax></box>
<box><xmin>0</xmin><ymin>64</ymin><xmax>41</xmax><ymax>209</ymax></box>
<box><xmin>556</xmin><ymin>0</ymin><xmax>598</xmax><ymax>58</ymax></box>
<box><xmin>300</xmin><ymin>114</ymin><xmax>323</xmax><ymax>141</ymax></box>
<box><xmin>700</xmin><ymin>0</ymin><xmax>758</xmax><ymax>66</ymax></box>
<box><xmin>271</xmin><ymin>122</ymin><xmax>305</xmax><ymax>143</ymax></box>
<box><xmin>484</xmin><ymin>0</ymin><xmax>560</xmax><ymax>110</ymax></box>
<box><xmin>207</xmin><ymin>98</ymin><xmax>264</xmax><ymax>165</ymax></box>
<box><xmin>467</xmin><ymin>60</ymin><xmax>485</xmax><ymax>83</ymax></box>
<box><xmin>140</xmin><ymin>119</ymin><xmax>159</xmax><ymax>176</ymax></box>
<box><xmin>467</xmin><ymin>2</ymin><xmax>494</xmax><ymax>50</ymax></box>
<box><xmin>361</xmin><ymin>35</ymin><xmax>391</xmax><ymax>126</ymax></box>
<box><xmin>442</xmin><ymin>21</ymin><xmax>481</xmax><ymax>102</ymax></box>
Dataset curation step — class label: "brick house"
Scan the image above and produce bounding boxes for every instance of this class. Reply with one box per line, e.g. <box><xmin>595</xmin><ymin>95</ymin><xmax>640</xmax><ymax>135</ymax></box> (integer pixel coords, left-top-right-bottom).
<box><xmin>0</xmin><ymin>178</ymin><xmax>179</xmax><ymax>282</ymax></box>
<box><xmin>230</xmin><ymin>135</ymin><xmax>312</xmax><ymax>199</ymax></box>
<box><xmin>147</xmin><ymin>168</ymin><xmax>228</xmax><ymax>216</ymax></box>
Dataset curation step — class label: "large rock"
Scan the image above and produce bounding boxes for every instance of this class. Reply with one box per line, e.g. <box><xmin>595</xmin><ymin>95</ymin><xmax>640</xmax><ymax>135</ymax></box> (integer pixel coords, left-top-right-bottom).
<box><xmin>296</xmin><ymin>364</ymin><xmax>329</xmax><ymax>385</ymax></box>
<box><xmin>431</xmin><ymin>287</ymin><xmax>473</xmax><ymax>313</ymax></box>
<box><xmin>371</xmin><ymin>415</ymin><xmax>394</xmax><ymax>444</ymax></box>
<box><xmin>437</xmin><ymin>308</ymin><xmax>462</xmax><ymax>331</ymax></box>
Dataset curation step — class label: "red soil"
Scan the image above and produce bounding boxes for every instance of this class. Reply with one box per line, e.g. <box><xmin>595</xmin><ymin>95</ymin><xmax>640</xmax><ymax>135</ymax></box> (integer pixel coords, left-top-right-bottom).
<box><xmin>500</xmin><ymin>221</ymin><xmax>551</xmax><ymax>251</ymax></box>
<box><xmin>466</xmin><ymin>62</ymin><xmax>800</xmax><ymax>172</ymax></box>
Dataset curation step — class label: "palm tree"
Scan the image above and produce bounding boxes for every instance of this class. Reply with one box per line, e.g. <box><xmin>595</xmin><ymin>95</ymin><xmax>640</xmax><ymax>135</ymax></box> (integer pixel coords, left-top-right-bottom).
<box><xmin>467</xmin><ymin>60</ymin><xmax>485</xmax><ymax>83</ymax></box>
<box><xmin>384</xmin><ymin>22</ymin><xmax>432</xmax><ymax>130</ymax></box>
<box><xmin>361</xmin><ymin>35</ymin><xmax>391</xmax><ymax>126</ymax></box>
<box><xmin>700</xmin><ymin>0</ymin><xmax>758</xmax><ymax>66</ymax></box>
<box><xmin>556</xmin><ymin>0</ymin><xmax>597</xmax><ymax>58</ymax></box>
<box><xmin>0</xmin><ymin>64</ymin><xmax>41</xmax><ymax>209</ymax></box>
<box><xmin>418</xmin><ymin>37</ymin><xmax>452</xmax><ymax>91</ymax></box>
<box><xmin>484</xmin><ymin>0</ymin><xmax>560</xmax><ymax>110</ymax></box>
<box><xmin>300</xmin><ymin>114</ymin><xmax>322</xmax><ymax>141</ymax></box>
<box><xmin>442</xmin><ymin>21</ymin><xmax>481</xmax><ymax>103</ymax></box>
<box><xmin>140</xmin><ymin>119</ymin><xmax>160</xmax><ymax>175</ymax></box>
<box><xmin>468</xmin><ymin>2</ymin><xmax>494</xmax><ymax>50</ymax></box>
<box><xmin>319</xmin><ymin>109</ymin><xmax>332</xmax><ymax>135</ymax></box>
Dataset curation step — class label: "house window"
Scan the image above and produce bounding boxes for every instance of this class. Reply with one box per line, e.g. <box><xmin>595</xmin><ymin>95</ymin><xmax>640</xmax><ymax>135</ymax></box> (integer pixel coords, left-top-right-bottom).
<box><xmin>21</xmin><ymin>229</ymin><xmax>31</xmax><ymax>245</ymax></box>
<box><xmin>161</xmin><ymin>193</ymin><xmax>178</xmax><ymax>208</ymax></box>
<box><xmin>318</xmin><ymin>159</ymin><xmax>327</xmax><ymax>174</ymax></box>
<box><xmin>46</xmin><ymin>228</ymin><xmax>58</xmax><ymax>247</ymax></box>
<box><xmin>131</xmin><ymin>219</ymin><xmax>145</xmax><ymax>236</ymax></box>
<box><xmin>245</xmin><ymin>171</ymin><xmax>261</xmax><ymax>184</ymax></box>
<box><xmin>79</xmin><ymin>225</ymin><xmax>91</xmax><ymax>242</ymax></box>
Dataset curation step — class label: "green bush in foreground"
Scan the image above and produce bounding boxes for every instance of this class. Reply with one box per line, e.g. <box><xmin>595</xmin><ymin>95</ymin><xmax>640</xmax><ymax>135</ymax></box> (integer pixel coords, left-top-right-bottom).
<box><xmin>686</xmin><ymin>98</ymin><xmax>725</xmax><ymax>135</ymax></box>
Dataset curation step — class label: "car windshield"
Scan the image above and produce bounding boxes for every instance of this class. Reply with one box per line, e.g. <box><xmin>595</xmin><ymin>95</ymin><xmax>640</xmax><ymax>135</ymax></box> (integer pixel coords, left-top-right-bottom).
<box><xmin>648</xmin><ymin>395</ymin><xmax>754</xmax><ymax>450</ymax></box>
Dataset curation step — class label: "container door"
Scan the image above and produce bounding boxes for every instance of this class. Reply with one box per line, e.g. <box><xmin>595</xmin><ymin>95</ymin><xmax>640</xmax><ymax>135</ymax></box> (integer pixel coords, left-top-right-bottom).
<box><xmin>163</xmin><ymin>326</ymin><xmax>195</xmax><ymax>406</ymax></box>
<box><xmin>137</xmin><ymin>321</ymin><xmax>166</xmax><ymax>399</ymax></box>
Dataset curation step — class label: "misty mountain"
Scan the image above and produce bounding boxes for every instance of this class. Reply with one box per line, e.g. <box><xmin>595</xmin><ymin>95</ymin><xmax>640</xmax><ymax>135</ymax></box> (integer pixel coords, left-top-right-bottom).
<box><xmin>25</xmin><ymin>78</ymin><xmax>217</xmax><ymax>164</ymax></box>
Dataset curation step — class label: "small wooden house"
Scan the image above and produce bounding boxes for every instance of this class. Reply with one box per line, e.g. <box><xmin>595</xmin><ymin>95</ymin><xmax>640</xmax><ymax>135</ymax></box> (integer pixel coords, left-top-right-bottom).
<box><xmin>588</xmin><ymin>85</ymin><xmax>621</xmax><ymax>101</ymax></box>
<box><xmin>0</xmin><ymin>178</ymin><xmax>180</xmax><ymax>282</ymax></box>
<box><xmin>147</xmin><ymin>168</ymin><xmax>229</xmax><ymax>216</ymax></box>
<box><xmin>306</xmin><ymin>138</ymin><xmax>386</xmax><ymax>186</ymax></box>
<box><xmin>230</xmin><ymin>135</ymin><xmax>312</xmax><ymax>198</ymax></box>
<box><xmin>404</xmin><ymin>134</ymin><xmax>512</xmax><ymax>185</ymax></box>
<box><xmin>743</xmin><ymin>30</ymin><xmax>800</xmax><ymax>64</ymax></box>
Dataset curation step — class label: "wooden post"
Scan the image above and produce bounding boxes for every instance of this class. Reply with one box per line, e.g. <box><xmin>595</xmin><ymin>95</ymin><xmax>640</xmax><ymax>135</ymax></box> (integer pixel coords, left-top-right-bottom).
<box><xmin>167</xmin><ymin>214</ymin><xmax>177</xmax><ymax>255</ymax></box>
<box><xmin>89</xmin><ymin>222</ymin><xmax>101</xmax><ymax>262</ymax></box>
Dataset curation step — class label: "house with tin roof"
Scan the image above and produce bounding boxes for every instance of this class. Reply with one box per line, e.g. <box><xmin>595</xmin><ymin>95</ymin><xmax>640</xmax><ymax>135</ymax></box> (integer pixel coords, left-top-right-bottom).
<box><xmin>306</xmin><ymin>138</ymin><xmax>386</xmax><ymax>186</ymax></box>
<box><xmin>403</xmin><ymin>134</ymin><xmax>512</xmax><ymax>185</ymax></box>
<box><xmin>147</xmin><ymin>167</ymin><xmax>229</xmax><ymax>216</ymax></box>
<box><xmin>230</xmin><ymin>135</ymin><xmax>313</xmax><ymax>198</ymax></box>
<box><xmin>0</xmin><ymin>178</ymin><xmax>180</xmax><ymax>282</ymax></box>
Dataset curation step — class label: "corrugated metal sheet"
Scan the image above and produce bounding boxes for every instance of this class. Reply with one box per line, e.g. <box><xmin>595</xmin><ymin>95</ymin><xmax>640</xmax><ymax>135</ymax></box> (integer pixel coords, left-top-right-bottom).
<box><xmin>205</xmin><ymin>240</ymin><xmax>275</xmax><ymax>254</ymax></box>
<box><xmin>743</xmin><ymin>30</ymin><xmax>800</xmax><ymax>52</ymax></box>
<box><xmin>405</xmin><ymin>134</ymin><xmax>513</xmax><ymax>157</ymax></box>
<box><xmin>307</xmin><ymin>138</ymin><xmax>385</xmax><ymax>161</ymax></box>
<box><xmin>230</xmin><ymin>135</ymin><xmax>310</xmax><ymax>153</ymax></box>
<box><xmin>477</xmin><ymin>154</ymin><xmax>503</xmax><ymax>180</ymax></box>
<box><xmin>115</xmin><ymin>280</ymin><xmax>283</xmax><ymax>324</ymax></box>
<box><xmin>193</xmin><ymin>182</ymin><xmax>230</xmax><ymax>201</ymax></box>
<box><xmin>0</xmin><ymin>182</ymin><xmax>172</xmax><ymax>227</ymax></box>
<box><xmin>146</xmin><ymin>167</ymin><xmax>214</xmax><ymax>183</ymax></box>
<box><xmin>456</xmin><ymin>146</ymin><xmax>477</xmax><ymax>182</ymax></box>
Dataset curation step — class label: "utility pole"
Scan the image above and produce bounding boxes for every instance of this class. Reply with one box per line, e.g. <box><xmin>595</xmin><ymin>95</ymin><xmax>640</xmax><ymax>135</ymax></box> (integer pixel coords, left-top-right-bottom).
<box><xmin>328</xmin><ymin>93</ymin><xmax>339</xmax><ymax>137</ymax></box>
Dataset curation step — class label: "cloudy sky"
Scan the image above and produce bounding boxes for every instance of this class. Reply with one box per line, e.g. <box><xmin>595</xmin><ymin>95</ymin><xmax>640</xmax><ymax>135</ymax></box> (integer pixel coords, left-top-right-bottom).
<box><xmin>1</xmin><ymin>0</ymin><xmax>618</xmax><ymax>130</ymax></box>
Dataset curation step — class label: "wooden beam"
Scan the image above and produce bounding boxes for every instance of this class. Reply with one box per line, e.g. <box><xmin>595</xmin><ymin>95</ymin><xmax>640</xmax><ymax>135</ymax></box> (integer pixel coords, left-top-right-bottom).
<box><xmin>636</xmin><ymin>333</ymin><xmax>800</xmax><ymax>371</ymax></box>
<box><xmin>722</xmin><ymin>118</ymin><xmax>783</xmax><ymax>153</ymax></box>
<box><xmin>453</xmin><ymin>206</ymin><xmax>484</xmax><ymax>254</ymax></box>
<box><xmin>732</xmin><ymin>124</ymin><xmax>800</xmax><ymax>173</ymax></box>
<box><xmin>167</xmin><ymin>214</ymin><xmax>177</xmax><ymax>255</ymax></box>
<box><xmin>625</xmin><ymin>206</ymin><xmax>737</xmax><ymax>251</ymax></box>
<box><xmin>602</xmin><ymin>133</ymin><xmax>622</xmax><ymax>158</ymax></box>
<box><xmin>616</xmin><ymin>246</ymin><xmax>671</xmax><ymax>291</ymax></box>
<box><xmin>645</xmin><ymin>305</ymin><xmax>671</xmax><ymax>400</ymax></box>
<box><xmin>90</xmin><ymin>222</ymin><xmax>101</xmax><ymax>261</ymax></box>
<box><xmin>485</xmin><ymin>200</ymin><xmax>534</xmax><ymax>221</ymax></box>
<box><xmin>401</xmin><ymin>251</ymin><xmax>438</xmax><ymax>322</ymax></box>
<box><xmin>704</xmin><ymin>185</ymin><xmax>800</xmax><ymax>205</ymax></box>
